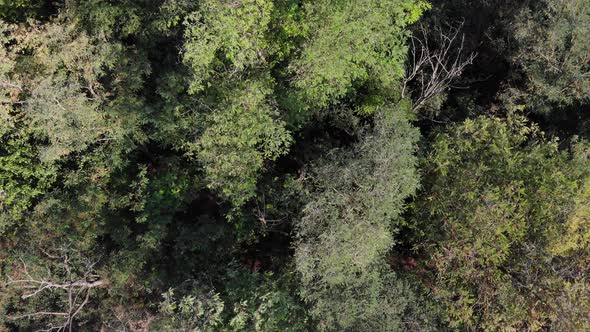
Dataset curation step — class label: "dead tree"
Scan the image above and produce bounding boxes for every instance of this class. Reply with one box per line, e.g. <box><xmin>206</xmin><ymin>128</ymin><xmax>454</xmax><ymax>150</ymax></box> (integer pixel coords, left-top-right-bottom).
<box><xmin>4</xmin><ymin>248</ymin><xmax>108</xmax><ymax>332</ymax></box>
<box><xmin>401</xmin><ymin>22</ymin><xmax>477</xmax><ymax>114</ymax></box>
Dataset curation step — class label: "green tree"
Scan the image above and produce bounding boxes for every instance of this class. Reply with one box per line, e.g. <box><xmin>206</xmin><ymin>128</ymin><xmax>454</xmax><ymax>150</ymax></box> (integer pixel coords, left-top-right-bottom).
<box><xmin>0</xmin><ymin>0</ymin><xmax>464</xmax><ymax>330</ymax></box>
<box><xmin>289</xmin><ymin>0</ymin><xmax>430</xmax><ymax>111</ymax></box>
<box><xmin>412</xmin><ymin>112</ymin><xmax>590</xmax><ymax>330</ymax></box>
<box><xmin>182</xmin><ymin>0</ymin><xmax>274</xmax><ymax>94</ymax></box>
<box><xmin>152</xmin><ymin>270</ymin><xmax>309</xmax><ymax>332</ymax></box>
<box><xmin>294</xmin><ymin>104</ymin><xmax>432</xmax><ymax>331</ymax></box>
<box><xmin>190</xmin><ymin>80</ymin><xmax>292</xmax><ymax>208</ymax></box>
<box><xmin>180</xmin><ymin>0</ymin><xmax>430</xmax><ymax>207</ymax></box>
<box><xmin>509</xmin><ymin>0</ymin><xmax>590</xmax><ymax>112</ymax></box>
<box><xmin>1</xmin><ymin>4</ymin><xmax>160</xmax><ymax>330</ymax></box>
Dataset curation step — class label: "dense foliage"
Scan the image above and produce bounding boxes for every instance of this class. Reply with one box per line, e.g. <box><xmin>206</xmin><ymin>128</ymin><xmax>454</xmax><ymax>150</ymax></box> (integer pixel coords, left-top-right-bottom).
<box><xmin>0</xmin><ymin>0</ymin><xmax>588</xmax><ymax>331</ymax></box>
<box><xmin>412</xmin><ymin>113</ymin><xmax>590</xmax><ymax>330</ymax></box>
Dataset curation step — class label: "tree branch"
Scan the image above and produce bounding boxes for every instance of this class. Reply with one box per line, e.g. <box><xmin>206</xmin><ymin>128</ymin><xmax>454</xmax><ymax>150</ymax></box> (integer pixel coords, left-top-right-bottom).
<box><xmin>402</xmin><ymin>21</ymin><xmax>477</xmax><ymax>114</ymax></box>
<box><xmin>4</xmin><ymin>249</ymin><xmax>109</xmax><ymax>332</ymax></box>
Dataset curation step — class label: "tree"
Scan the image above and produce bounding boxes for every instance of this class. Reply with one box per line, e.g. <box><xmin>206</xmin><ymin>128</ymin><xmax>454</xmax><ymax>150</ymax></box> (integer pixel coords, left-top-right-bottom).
<box><xmin>0</xmin><ymin>27</ymin><xmax>57</xmax><ymax>228</ymax></box>
<box><xmin>509</xmin><ymin>0</ymin><xmax>590</xmax><ymax>112</ymax></box>
<box><xmin>182</xmin><ymin>0</ymin><xmax>274</xmax><ymax>94</ymax></box>
<box><xmin>289</xmin><ymin>0</ymin><xmax>430</xmax><ymax>111</ymax></box>
<box><xmin>0</xmin><ymin>0</ymin><xmax>48</xmax><ymax>21</ymax></box>
<box><xmin>15</xmin><ymin>0</ymin><xmax>590</xmax><ymax>330</ymax></box>
<box><xmin>151</xmin><ymin>270</ymin><xmax>309</xmax><ymax>332</ymax></box>
<box><xmin>190</xmin><ymin>80</ymin><xmax>292</xmax><ymax>208</ymax></box>
<box><xmin>179</xmin><ymin>0</ymin><xmax>430</xmax><ymax>208</ymax></box>
<box><xmin>412</xmin><ymin>112</ymin><xmax>590</xmax><ymax>330</ymax></box>
<box><xmin>294</xmin><ymin>104</ymin><xmax>433</xmax><ymax>331</ymax></box>
<box><xmin>1</xmin><ymin>4</ymin><xmax>161</xmax><ymax>330</ymax></box>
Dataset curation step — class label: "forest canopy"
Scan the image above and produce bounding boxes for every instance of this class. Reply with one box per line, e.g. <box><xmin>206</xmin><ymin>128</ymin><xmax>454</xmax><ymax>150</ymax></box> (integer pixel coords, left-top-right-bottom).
<box><xmin>0</xmin><ymin>0</ymin><xmax>589</xmax><ymax>331</ymax></box>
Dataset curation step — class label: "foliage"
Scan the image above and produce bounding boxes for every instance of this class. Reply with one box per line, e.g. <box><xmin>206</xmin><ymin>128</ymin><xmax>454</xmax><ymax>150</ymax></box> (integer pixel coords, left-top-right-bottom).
<box><xmin>295</xmin><ymin>104</ymin><xmax>425</xmax><ymax>331</ymax></box>
<box><xmin>153</xmin><ymin>270</ymin><xmax>309</xmax><ymax>332</ymax></box>
<box><xmin>550</xmin><ymin>176</ymin><xmax>590</xmax><ymax>255</ymax></box>
<box><xmin>154</xmin><ymin>287</ymin><xmax>225</xmax><ymax>332</ymax></box>
<box><xmin>510</xmin><ymin>0</ymin><xmax>590</xmax><ymax>112</ymax></box>
<box><xmin>192</xmin><ymin>81</ymin><xmax>292</xmax><ymax>207</ymax></box>
<box><xmin>180</xmin><ymin>0</ymin><xmax>429</xmax><ymax>205</ymax></box>
<box><xmin>289</xmin><ymin>0</ymin><xmax>430</xmax><ymax>110</ymax></box>
<box><xmin>182</xmin><ymin>0</ymin><xmax>274</xmax><ymax>94</ymax></box>
<box><xmin>0</xmin><ymin>126</ymin><xmax>56</xmax><ymax>233</ymax></box>
<box><xmin>4</xmin><ymin>0</ymin><xmax>590</xmax><ymax>331</ymax></box>
<box><xmin>0</xmin><ymin>0</ymin><xmax>46</xmax><ymax>21</ymax></box>
<box><xmin>413</xmin><ymin>112</ymin><xmax>590</xmax><ymax>330</ymax></box>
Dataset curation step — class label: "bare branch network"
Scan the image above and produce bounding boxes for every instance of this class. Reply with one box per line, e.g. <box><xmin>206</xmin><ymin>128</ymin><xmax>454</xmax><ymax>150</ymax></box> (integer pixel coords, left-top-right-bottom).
<box><xmin>402</xmin><ymin>21</ymin><xmax>477</xmax><ymax>113</ymax></box>
<box><xmin>4</xmin><ymin>248</ymin><xmax>108</xmax><ymax>332</ymax></box>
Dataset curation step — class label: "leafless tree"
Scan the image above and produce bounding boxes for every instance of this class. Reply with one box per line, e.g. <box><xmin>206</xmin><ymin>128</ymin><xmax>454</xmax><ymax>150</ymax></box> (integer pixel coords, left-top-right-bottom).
<box><xmin>4</xmin><ymin>247</ymin><xmax>108</xmax><ymax>332</ymax></box>
<box><xmin>402</xmin><ymin>21</ymin><xmax>477</xmax><ymax>113</ymax></box>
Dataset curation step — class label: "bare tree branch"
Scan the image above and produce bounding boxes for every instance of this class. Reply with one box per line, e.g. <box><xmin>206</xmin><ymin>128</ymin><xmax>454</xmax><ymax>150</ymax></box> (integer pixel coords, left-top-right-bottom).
<box><xmin>402</xmin><ymin>21</ymin><xmax>477</xmax><ymax>113</ymax></box>
<box><xmin>4</xmin><ymin>248</ymin><xmax>109</xmax><ymax>332</ymax></box>
<box><xmin>0</xmin><ymin>80</ymin><xmax>23</xmax><ymax>91</ymax></box>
